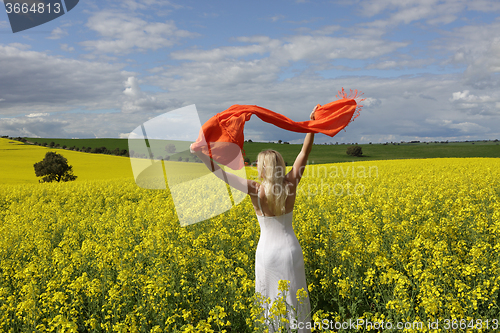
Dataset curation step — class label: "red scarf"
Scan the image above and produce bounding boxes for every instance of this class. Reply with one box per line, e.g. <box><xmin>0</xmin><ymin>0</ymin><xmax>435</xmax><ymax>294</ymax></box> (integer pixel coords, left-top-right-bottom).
<box><xmin>191</xmin><ymin>88</ymin><xmax>364</xmax><ymax>169</ymax></box>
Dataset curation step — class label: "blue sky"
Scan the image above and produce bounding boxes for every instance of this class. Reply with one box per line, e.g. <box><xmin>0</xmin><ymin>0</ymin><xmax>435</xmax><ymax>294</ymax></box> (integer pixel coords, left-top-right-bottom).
<box><xmin>1</xmin><ymin>0</ymin><xmax>500</xmax><ymax>144</ymax></box>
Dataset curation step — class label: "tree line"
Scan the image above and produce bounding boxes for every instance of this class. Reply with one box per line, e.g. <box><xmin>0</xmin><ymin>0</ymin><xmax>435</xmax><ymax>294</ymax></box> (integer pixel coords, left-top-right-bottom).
<box><xmin>2</xmin><ymin>136</ymin><xmax>130</xmax><ymax>157</ymax></box>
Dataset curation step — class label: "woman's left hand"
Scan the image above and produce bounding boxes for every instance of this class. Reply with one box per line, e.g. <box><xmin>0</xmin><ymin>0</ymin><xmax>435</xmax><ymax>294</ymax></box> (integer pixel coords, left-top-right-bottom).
<box><xmin>310</xmin><ymin>105</ymin><xmax>318</xmax><ymax>120</ymax></box>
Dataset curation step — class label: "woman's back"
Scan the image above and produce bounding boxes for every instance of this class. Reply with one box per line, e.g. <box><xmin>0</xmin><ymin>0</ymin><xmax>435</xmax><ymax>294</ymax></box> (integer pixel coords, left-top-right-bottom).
<box><xmin>253</xmin><ymin>181</ymin><xmax>296</xmax><ymax>217</ymax></box>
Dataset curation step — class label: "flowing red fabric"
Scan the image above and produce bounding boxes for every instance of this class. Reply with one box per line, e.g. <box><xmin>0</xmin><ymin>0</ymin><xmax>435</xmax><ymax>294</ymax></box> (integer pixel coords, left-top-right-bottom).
<box><xmin>191</xmin><ymin>88</ymin><xmax>364</xmax><ymax>170</ymax></box>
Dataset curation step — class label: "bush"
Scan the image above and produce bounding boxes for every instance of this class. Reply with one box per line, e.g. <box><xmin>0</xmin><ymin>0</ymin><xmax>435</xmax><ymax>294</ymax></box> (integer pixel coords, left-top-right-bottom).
<box><xmin>346</xmin><ymin>145</ymin><xmax>363</xmax><ymax>157</ymax></box>
<box><xmin>33</xmin><ymin>151</ymin><xmax>77</xmax><ymax>183</ymax></box>
<box><xmin>91</xmin><ymin>146</ymin><xmax>109</xmax><ymax>154</ymax></box>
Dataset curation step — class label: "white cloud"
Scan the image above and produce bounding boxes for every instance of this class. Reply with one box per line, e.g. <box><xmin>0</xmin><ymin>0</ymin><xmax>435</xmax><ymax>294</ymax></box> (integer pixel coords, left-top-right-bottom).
<box><xmin>0</xmin><ymin>117</ymin><xmax>70</xmax><ymax>138</ymax></box>
<box><xmin>448</xmin><ymin>122</ymin><xmax>488</xmax><ymax>133</ymax></box>
<box><xmin>124</xmin><ymin>77</ymin><xmax>141</xmax><ymax>97</ymax></box>
<box><xmin>450</xmin><ymin>90</ymin><xmax>493</xmax><ymax>103</ymax></box>
<box><xmin>26</xmin><ymin>113</ymin><xmax>50</xmax><ymax>117</ymax></box>
<box><xmin>268</xmin><ymin>15</ymin><xmax>285</xmax><ymax>22</ymax></box>
<box><xmin>171</xmin><ymin>43</ymin><xmax>271</xmax><ymax>62</ymax></box>
<box><xmin>449</xmin><ymin>90</ymin><xmax>499</xmax><ymax>115</ymax></box>
<box><xmin>0</xmin><ymin>43</ymin><xmax>129</xmax><ymax>116</ymax></box>
<box><xmin>172</xmin><ymin>32</ymin><xmax>407</xmax><ymax>65</ymax></box>
<box><xmin>122</xmin><ymin>76</ymin><xmax>171</xmax><ymax>113</ymax></box>
<box><xmin>353</xmin><ymin>0</ymin><xmax>500</xmax><ymax>43</ymax></box>
<box><xmin>119</xmin><ymin>0</ymin><xmax>183</xmax><ymax>11</ymax></box>
<box><xmin>467</xmin><ymin>0</ymin><xmax>500</xmax><ymax>11</ymax></box>
<box><xmin>424</xmin><ymin>118</ymin><xmax>488</xmax><ymax>134</ymax></box>
<box><xmin>357</xmin><ymin>0</ymin><xmax>483</xmax><ymax>24</ymax></box>
<box><xmin>362</xmin><ymin>97</ymin><xmax>382</xmax><ymax>108</ymax></box>
<box><xmin>60</xmin><ymin>44</ymin><xmax>75</xmax><ymax>52</ymax></box>
<box><xmin>81</xmin><ymin>11</ymin><xmax>199</xmax><ymax>54</ymax></box>
<box><xmin>8</xmin><ymin>43</ymin><xmax>30</xmax><ymax>50</ymax></box>
<box><xmin>47</xmin><ymin>27</ymin><xmax>68</xmax><ymax>40</ymax></box>
<box><xmin>438</xmin><ymin>21</ymin><xmax>500</xmax><ymax>89</ymax></box>
<box><xmin>366</xmin><ymin>58</ymin><xmax>433</xmax><ymax>70</ymax></box>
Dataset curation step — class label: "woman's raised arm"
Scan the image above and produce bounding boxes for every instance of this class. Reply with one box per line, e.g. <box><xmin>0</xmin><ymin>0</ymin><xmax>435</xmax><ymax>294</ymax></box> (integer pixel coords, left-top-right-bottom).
<box><xmin>286</xmin><ymin>106</ymin><xmax>316</xmax><ymax>186</ymax></box>
<box><xmin>190</xmin><ymin>145</ymin><xmax>258</xmax><ymax>195</ymax></box>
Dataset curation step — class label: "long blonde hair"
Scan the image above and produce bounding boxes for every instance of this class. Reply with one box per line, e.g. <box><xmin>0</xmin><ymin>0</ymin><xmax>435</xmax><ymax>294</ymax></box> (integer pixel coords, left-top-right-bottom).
<box><xmin>257</xmin><ymin>149</ymin><xmax>290</xmax><ymax>216</ymax></box>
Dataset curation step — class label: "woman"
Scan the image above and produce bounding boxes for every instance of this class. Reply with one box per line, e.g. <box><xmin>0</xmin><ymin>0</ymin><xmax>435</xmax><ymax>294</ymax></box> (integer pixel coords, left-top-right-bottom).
<box><xmin>191</xmin><ymin>106</ymin><xmax>317</xmax><ymax>332</ymax></box>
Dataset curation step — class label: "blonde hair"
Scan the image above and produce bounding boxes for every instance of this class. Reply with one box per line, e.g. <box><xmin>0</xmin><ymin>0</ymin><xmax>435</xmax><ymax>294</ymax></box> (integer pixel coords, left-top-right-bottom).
<box><xmin>257</xmin><ymin>149</ymin><xmax>290</xmax><ymax>216</ymax></box>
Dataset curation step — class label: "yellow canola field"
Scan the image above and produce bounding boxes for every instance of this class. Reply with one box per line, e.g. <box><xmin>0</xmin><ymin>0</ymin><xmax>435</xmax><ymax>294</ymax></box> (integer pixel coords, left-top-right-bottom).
<box><xmin>0</xmin><ymin>138</ymin><xmax>134</xmax><ymax>184</ymax></box>
<box><xmin>0</xmin><ymin>139</ymin><xmax>499</xmax><ymax>332</ymax></box>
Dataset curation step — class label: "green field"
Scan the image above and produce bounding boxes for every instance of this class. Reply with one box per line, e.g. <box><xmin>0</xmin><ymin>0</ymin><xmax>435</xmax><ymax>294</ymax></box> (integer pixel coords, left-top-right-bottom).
<box><xmin>20</xmin><ymin>137</ymin><xmax>500</xmax><ymax>165</ymax></box>
<box><xmin>243</xmin><ymin>140</ymin><xmax>500</xmax><ymax>165</ymax></box>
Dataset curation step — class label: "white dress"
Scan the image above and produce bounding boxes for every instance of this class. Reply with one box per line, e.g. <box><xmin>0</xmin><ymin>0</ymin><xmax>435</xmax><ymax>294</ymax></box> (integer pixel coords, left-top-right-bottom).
<box><xmin>255</xmin><ymin>191</ymin><xmax>311</xmax><ymax>332</ymax></box>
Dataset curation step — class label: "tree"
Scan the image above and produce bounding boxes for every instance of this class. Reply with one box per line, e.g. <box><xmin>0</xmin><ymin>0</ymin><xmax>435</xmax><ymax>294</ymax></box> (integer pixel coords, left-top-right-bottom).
<box><xmin>165</xmin><ymin>144</ymin><xmax>176</xmax><ymax>154</ymax></box>
<box><xmin>33</xmin><ymin>151</ymin><xmax>77</xmax><ymax>183</ymax></box>
<box><xmin>346</xmin><ymin>145</ymin><xmax>363</xmax><ymax>157</ymax></box>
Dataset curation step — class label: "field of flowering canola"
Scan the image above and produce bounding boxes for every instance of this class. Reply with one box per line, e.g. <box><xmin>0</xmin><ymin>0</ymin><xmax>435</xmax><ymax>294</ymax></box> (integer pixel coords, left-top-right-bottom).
<box><xmin>1</xmin><ymin>157</ymin><xmax>500</xmax><ymax>332</ymax></box>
